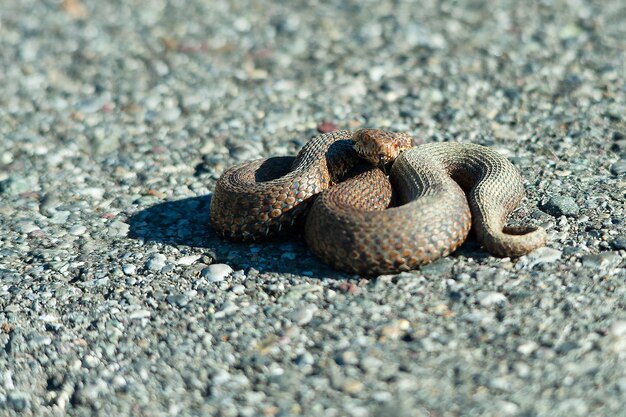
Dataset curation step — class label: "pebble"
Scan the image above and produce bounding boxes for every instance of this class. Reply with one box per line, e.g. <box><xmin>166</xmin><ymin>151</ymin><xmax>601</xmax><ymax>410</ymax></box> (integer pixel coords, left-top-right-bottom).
<box><xmin>290</xmin><ymin>306</ymin><xmax>315</xmax><ymax>325</ymax></box>
<box><xmin>610</xmin><ymin>237</ymin><xmax>626</xmax><ymax>250</ymax></box>
<box><xmin>15</xmin><ymin>221</ymin><xmax>39</xmax><ymax>234</ymax></box>
<box><xmin>211</xmin><ymin>369</ymin><xmax>231</xmax><ymax>386</ymax></box>
<box><xmin>517</xmin><ymin>341</ymin><xmax>539</xmax><ymax>355</ymax></box>
<box><xmin>177</xmin><ymin>255</ymin><xmax>201</xmax><ymax>266</ymax></box>
<box><xmin>478</xmin><ymin>291</ymin><xmax>508</xmax><ymax>307</ymax></box>
<box><xmin>379</xmin><ymin>320</ymin><xmax>410</xmax><ymax>340</ymax></box>
<box><xmin>317</xmin><ymin>121</ymin><xmax>338</xmax><ymax>133</ymax></box>
<box><xmin>201</xmin><ymin>264</ymin><xmax>233</xmax><ymax>282</ymax></box>
<box><xmin>145</xmin><ymin>253</ymin><xmax>167</xmax><ymax>271</ymax></box>
<box><xmin>229</xmin><ymin>144</ymin><xmax>260</xmax><ymax>162</ymax></box>
<box><xmin>518</xmin><ymin>247</ymin><xmax>562</xmax><ymax>269</ymax></box>
<box><xmin>609</xmin><ymin>321</ymin><xmax>626</xmax><ymax>337</ymax></box>
<box><xmin>39</xmin><ymin>192</ymin><xmax>60</xmax><ymax>215</ymax></box>
<box><xmin>7</xmin><ymin>391</ymin><xmax>30</xmax><ymax>411</ymax></box>
<box><xmin>336</xmin><ymin>351</ymin><xmax>359</xmax><ymax>366</ymax></box>
<box><xmin>122</xmin><ymin>264</ymin><xmax>136</xmax><ymax>275</ymax></box>
<box><xmin>231</xmin><ymin>284</ymin><xmax>246</xmax><ymax>295</ymax></box>
<box><xmin>0</xmin><ymin>176</ymin><xmax>35</xmax><ymax>195</ymax></box>
<box><xmin>610</xmin><ymin>159</ymin><xmax>626</xmax><ymax>175</ymax></box>
<box><xmin>216</xmin><ymin>301</ymin><xmax>238</xmax><ymax>317</ymax></box>
<box><xmin>73</xmin><ymin>381</ymin><xmax>107</xmax><ymax>405</ymax></box>
<box><xmin>28</xmin><ymin>335</ymin><xmax>52</xmax><ymax>349</ymax></box>
<box><xmin>581</xmin><ymin>252</ymin><xmax>622</xmax><ymax>269</ymax></box>
<box><xmin>166</xmin><ymin>293</ymin><xmax>189</xmax><ymax>307</ymax></box>
<box><xmin>49</xmin><ymin>210</ymin><xmax>70</xmax><ymax>225</ymax></box>
<box><xmin>420</xmin><ymin>257</ymin><xmax>454</xmax><ymax>275</ymax></box>
<box><xmin>69</xmin><ymin>225</ymin><xmax>87</xmax><ymax>235</ymax></box>
<box><xmin>81</xmin><ymin>187</ymin><xmax>106</xmax><ymax>200</ymax></box>
<box><xmin>295</xmin><ymin>352</ymin><xmax>315</xmax><ymax>367</ymax></box>
<box><xmin>83</xmin><ymin>354</ymin><xmax>99</xmax><ymax>368</ymax></box>
<box><xmin>360</xmin><ymin>356</ymin><xmax>383</xmax><ymax>373</ymax></box>
<box><xmin>280</xmin><ymin>284</ymin><xmax>322</xmax><ymax>301</ymax></box>
<box><xmin>540</xmin><ymin>196</ymin><xmax>580</xmax><ymax>217</ymax></box>
<box><xmin>129</xmin><ymin>309</ymin><xmax>151</xmax><ymax>320</ymax></box>
<box><xmin>109</xmin><ymin>220</ymin><xmax>130</xmax><ymax>237</ymax></box>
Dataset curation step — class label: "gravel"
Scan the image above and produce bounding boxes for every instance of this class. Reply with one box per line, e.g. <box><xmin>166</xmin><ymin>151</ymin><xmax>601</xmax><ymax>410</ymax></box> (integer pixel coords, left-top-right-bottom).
<box><xmin>1</xmin><ymin>0</ymin><xmax>625</xmax><ymax>416</ymax></box>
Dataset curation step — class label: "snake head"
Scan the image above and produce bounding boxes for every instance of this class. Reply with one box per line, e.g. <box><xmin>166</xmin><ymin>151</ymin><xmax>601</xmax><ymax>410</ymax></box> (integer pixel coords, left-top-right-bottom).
<box><xmin>352</xmin><ymin>129</ymin><xmax>413</xmax><ymax>172</ymax></box>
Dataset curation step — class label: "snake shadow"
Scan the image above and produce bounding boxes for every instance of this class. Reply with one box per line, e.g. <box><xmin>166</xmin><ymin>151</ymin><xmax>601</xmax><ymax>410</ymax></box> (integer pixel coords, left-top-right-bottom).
<box><xmin>127</xmin><ymin>194</ymin><xmax>343</xmax><ymax>277</ymax></box>
<box><xmin>127</xmin><ymin>193</ymin><xmax>488</xmax><ymax>278</ymax></box>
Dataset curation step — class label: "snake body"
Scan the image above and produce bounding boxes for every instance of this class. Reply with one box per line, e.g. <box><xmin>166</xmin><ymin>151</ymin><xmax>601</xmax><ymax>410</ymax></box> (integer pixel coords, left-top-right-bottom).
<box><xmin>210</xmin><ymin>130</ymin><xmax>547</xmax><ymax>274</ymax></box>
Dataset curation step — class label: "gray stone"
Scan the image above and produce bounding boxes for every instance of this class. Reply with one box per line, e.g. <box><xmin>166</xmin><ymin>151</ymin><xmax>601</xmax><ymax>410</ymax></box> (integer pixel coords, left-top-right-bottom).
<box><xmin>420</xmin><ymin>257</ymin><xmax>454</xmax><ymax>275</ymax></box>
<box><xmin>39</xmin><ymin>192</ymin><xmax>60</xmax><ymax>215</ymax></box>
<box><xmin>15</xmin><ymin>221</ymin><xmax>40</xmax><ymax>234</ymax></box>
<box><xmin>166</xmin><ymin>294</ymin><xmax>189</xmax><ymax>307</ymax></box>
<box><xmin>0</xmin><ymin>176</ymin><xmax>36</xmax><ymax>195</ymax></box>
<box><xmin>28</xmin><ymin>334</ymin><xmax>52</xmax><ymax>348</ymax></box>
<box><xmin>478</xmin><ymin>291</ymin><xmax>508</xmax><ymax>307</ymax></box>
<box><xmin>69</xmin><ymin>225</ymin><xmax>87</xmax><ymax>236</ymax></box>
<box><xmin>541</xmin><ymin>196</ymin><xmax>580</xmax><ymax>217</ymax></box>
<box><xmin>177</xmin><ymin>255</ymin><xmax>201</xmax><ymax>266</ymax></box>
<box><xmin>109</xmin><ymin>220</ymin><xmax>130</xmax><ymax>237</ymax></box>
<box><xmin>581</xmin><ymin>253</ymin><xmax>622</xmax><ymax>269</ymax></box>
<box><xmin>129</xmin><ymin>309</ymin><xmax>151</xmax><ymax>320</ymax></box>
<box><xmin>145</xmin><ymin>253</ymin><xmax>167</xmax><ymax>271</ymax></box>
<box><xmin>290</xmin><ymin>306</ymin><xmax>315</xmax><ymax>325</ymax></box>
<box><xmin>610</xmin><ymin>237</ymin><xmax>626</xmax><ymax>250</ymax></box>
<box><xmin>231</xmin><ymin>284</ymin><xmax>246</xmax><ymax>295</ymax></box>
<box><xmin>216</xmin><ymin>301</ymin><xmax>238</xmax><ymax>317</ymax></box>
<box><xmin>122</xmin><ymin>264</ymin><xmax>136</xmax><ymax>275</ymax></box>
<box><xmin>518</xmin><ymin>247</ymin><xmax>562</xmax><ymax>269</ymax></box>
<box><xmin>49</xmin><ymin>210</ymin><xmax>70</xmax><ymax>225</ymax></box>
<box><xmin>7</xmin><ymin>391</ymin><xmax>30</xmax><ymax>411</ymax></box>
<box><xmin>610</xmin><ymin>159</ymin><xmax>626</xmax><ymax>175</ymax></box>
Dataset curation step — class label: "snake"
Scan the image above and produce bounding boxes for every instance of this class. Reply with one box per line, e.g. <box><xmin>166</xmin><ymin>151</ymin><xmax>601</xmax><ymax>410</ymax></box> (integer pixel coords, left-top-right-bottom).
<box><xmin>210</xmin><ymin>129</ymin><xmax>547</xmax><ymax>274</ymax></box>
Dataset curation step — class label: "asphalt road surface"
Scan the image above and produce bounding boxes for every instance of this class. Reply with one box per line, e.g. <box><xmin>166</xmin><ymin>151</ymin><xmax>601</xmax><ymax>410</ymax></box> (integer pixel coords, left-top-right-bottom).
<box><xmin>0</xmin><ymin>0</ymin><xmax>625</xmax><ymax>416</ymax></box>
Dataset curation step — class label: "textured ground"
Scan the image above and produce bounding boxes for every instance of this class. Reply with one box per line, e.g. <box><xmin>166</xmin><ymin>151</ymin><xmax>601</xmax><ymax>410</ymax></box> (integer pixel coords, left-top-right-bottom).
<box><xmin>1</xmin><ymin>0</ymin><xmax>625</xmax><ymax>416</ymax></box>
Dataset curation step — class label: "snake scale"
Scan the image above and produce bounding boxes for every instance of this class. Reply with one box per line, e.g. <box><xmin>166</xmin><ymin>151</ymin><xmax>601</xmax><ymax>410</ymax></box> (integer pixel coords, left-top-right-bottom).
<box><xmin>210</xmin><ymin>129</ymin><xmax>547</xmax><ymax>274</ymax></box>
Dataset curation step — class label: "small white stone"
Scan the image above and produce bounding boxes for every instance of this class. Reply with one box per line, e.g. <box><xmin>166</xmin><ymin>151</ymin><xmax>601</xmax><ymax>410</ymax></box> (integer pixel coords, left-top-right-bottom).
<box><xmin>291</xmin><ymin>305</ymin><xmax>316</xmax><ymax>325</ymax></box>
<box><xmin>109</xmin><ymin>220</ymin><xmax>130</xmax><ymax>237</ymax></box>
<box><xmin>212</xmin><ymin>369</ymin><xmax>231</xmax><ymax>386</ymax></box>
<box><xmin>609</xmin><ymin>321</ymin><xmax>626</xmax><ymax>337</ymax></box>
<box><xmin>145</xmin><ymin>254</ymin><xmax>167</xmax><ymax>271</ymax></box>
<box><xmin>202</xmin><ymin>264</ymin><xmax>233</xmax><ymax>282</ymax></box>
<box><xmin>518</xmin><ymin>247</ymin><xmax>562</xmax><ymax>269</ymax></box>
<box><xmin>176</xmin><ymin>255</ymin><xmax>201</xmax><ymax>266</ymax></box>
<box><xmin>81</xmin><ymin>187</ymin><xmax>105</xmax><ymax>200</ymax></box>
<box><xmin>231</xmin><ymin>285</ymin><xmax>246</xmax><ymax>295</ymax></box>
<box><xmin>122</xmin><ymin>264</ymin><xmax>136</xmax><ymax>275</ymax></box>
<box><xmin>49</xmin><ymin>210</ymin><xmax>70</xmax><ymax>225</ymax></box>
<box><xmin>69</xmin><ymin>225</ymin><xmax>87</xmax><ymax>236</ymax></box>
<box><xmin>517</xmin><ymin>341</ymin><xmax>538</xmax><ymax>355</ymax></box>
<box><xmin>217</xmin><ymin>301</ymin><xmax>238</xmax><ymax>316</ymax></box>
<box><xmin>129</xmin><ymin>309</ymin><xmax>151</xmax><ymax>320</ymax></box>
<box><xmin>16</xmin><ymin>222</ymin><xmax>39</xmax><ymax>234</ymax></box>
<box><xmin>83</xmin><ymin>355</ymin><xmax>99</xmax><ymax>369</ymax></box>
<box><xmin>478</xmin><ymin>291</ymin><xmax>508</xmax><ymax>307</ymax></box>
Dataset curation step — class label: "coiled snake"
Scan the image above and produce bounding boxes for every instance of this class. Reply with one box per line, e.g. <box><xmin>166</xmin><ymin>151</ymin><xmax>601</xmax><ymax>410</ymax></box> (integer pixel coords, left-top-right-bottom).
<box><xmin>210</xmin><ymin>129</ymin><xmax>547</xmax><ymax>274</ymax></box>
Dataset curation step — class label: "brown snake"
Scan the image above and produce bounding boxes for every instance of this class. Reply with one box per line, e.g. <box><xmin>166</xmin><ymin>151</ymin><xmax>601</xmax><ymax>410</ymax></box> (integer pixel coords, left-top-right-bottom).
<box><xmin>210</xmin><ymin>129</ymin><xmax>547</xmax><ymax>274</ymax></box>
